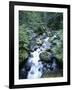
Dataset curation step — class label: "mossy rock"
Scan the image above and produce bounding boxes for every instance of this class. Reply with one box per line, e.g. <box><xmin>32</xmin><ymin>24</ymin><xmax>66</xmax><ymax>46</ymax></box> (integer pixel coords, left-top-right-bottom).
<box><xmin>46</xmin><ymin>49</ymin><xmax>52</xmax><ymax>52</ymax></box>
<box><xmin>56</xmin><ymin>54</ymin><xmax>63</xmax><ymax>69</ymax></box>
<box><xmin>36</xmin><ymin>38</ymin><xmax>43</xmax><ymax>45</ymax></box>
<box><xmin>39</xmin><ymin>51</ymin><xmax>52</xmax><ymax>63</ymax></box>
<box><xmin>51</xmin><ymin>45</ymin><xmax>63</xmax><ymax>68</ymax></box>
<box><xmin>42</xmin><ymin>69</ymin><xmax>63</xmax><ymax>78</ymax></box>
<box><xmin>19</xmin><ymin>50</ymin><xmax>29</xmax><ymax>65</ymax></box>
<box><xmin>46</xmin><ymin>31</ymin><xmax>53</xmax><ymax>37</ymax></box>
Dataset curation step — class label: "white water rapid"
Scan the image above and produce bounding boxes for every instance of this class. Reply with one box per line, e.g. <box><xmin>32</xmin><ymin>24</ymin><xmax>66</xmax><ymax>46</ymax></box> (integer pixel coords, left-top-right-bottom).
<box><xmin>27</xmin><ymin>37</ymin><xmax>51</xmax><ymax>79</ymax></box>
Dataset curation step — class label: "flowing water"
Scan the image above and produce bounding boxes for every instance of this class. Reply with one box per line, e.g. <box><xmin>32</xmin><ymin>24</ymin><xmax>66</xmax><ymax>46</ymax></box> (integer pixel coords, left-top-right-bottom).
<box><xmin>20</xmin><ymin>36</ymin><xmax>58</xmax><ymax>79</ymax></box>
<box><xmin>27</xmin><ymin>37</ymin><xmax>51</xmax><ymax>79</ymax></box>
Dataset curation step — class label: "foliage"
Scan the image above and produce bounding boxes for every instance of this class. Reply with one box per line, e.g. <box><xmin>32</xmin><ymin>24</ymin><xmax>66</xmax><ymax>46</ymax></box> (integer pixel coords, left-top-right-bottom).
<box><xmin>19</xmin><ymin>24</ymin><xmax>30</xmax><ymax>65</ymax></box>
<box><xmin>50</xmin><ymin>30</ymin><xmax>63</xmax><ymax>68</ymax></box>
<box><xmin>47</xmin><ymin>13</ymin><xmax>63</xmax><ymax>30</ymax></box>
<box><xmin>19</xmin><ymin>11</ymin><xmax>63</xmax><ymax>69</ymax></box>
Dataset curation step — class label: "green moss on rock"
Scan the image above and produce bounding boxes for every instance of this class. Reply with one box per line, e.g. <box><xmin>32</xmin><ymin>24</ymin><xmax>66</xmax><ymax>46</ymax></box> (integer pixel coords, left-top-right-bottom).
<box><xmin>19</xmin><ymin>50</ymin><xmax>29</xmax><ymax>64</ymax></box>
<box><xmin>39</xmin><ymin>51</ymin><xmax>51</xmax><ymax>63</ymax></box>
<box><xmin>51</xmin><ymin>45</ymin><xmax>63</xmax><ymax>68</ymax></box>
<box><xmin>42</xmin><ymin>69</ymin><xmax>63</xmax><ymax>78</ymax></box>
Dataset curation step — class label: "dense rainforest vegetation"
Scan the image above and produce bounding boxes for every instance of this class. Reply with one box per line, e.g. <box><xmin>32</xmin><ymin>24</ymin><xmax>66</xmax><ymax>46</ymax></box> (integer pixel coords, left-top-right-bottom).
<box><xmin>19</xmin><ymin>10</ymin><xmax>63</xmax><ymax>79</ymax></box>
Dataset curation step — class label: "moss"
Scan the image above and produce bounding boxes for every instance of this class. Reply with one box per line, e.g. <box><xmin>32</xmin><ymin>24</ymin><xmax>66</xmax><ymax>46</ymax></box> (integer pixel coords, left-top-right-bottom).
<box><xmin>51</xmin><ymin>44</ymin><xmax>63</xmax><ymax>69</ymax></box>
<box><xmin>48</xmin><ymin>30</ymin><xmax>63</xmax><ymax>69</ymax></box>
<box><xmin>19</xmin><ymin>24</ymin><xmax>30</xmax><ymax>69</ymax></box>
<box><xmin>42</xmin><ymin>69</ymin><xmax>63</xmax><ymax>78</ymax></box>
<box><xmin>19</xmin><ymin>50</ymin><xmax>28</xmax><ymax>60</ymax></box>
<box><xmin>39</xmin><ymin>51</ymin><xmax>52</xmax><ymax>63</ymax></box>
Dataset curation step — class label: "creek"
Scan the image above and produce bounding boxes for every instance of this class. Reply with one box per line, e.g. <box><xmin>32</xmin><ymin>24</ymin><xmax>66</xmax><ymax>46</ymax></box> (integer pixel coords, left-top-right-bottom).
<box><xmin>20</xmin><ymin>35</ymin><xmax>58</xmax><ymax>79</ymax></box>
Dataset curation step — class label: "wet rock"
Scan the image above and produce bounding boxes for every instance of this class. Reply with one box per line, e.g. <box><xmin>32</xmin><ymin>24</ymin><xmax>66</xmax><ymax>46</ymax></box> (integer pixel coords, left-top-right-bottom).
<box><xmin>38</xmin><ymin>61</ymin><xmax>43</xmax><ymax>72</ymax></box>
<box><xmin>19</xmin><ymin>50</ymin><xmax>29</xmax><ymax>66</ymax></box>
<box><xmin>38</xmin><ymin>67</ymin><xmax>42</xmax><ymax>72</ymax></box>
<box><xmin>51</xmin><ymin>46</ymin><xmax>63</xmax><ymax>69</ymax></box>
<box><xmin>36</xmin><ymin>37</ymin><xmax>43</xmax><ymax>45</ymax></box>
<box><xmin>46</xmin><ymin>31</ymin><xmax>53</xmax><ymax>37</ymax></box>
<box><xmin>25</xmin><ymin>62</ymin><xmax>32</xmax><ymax>71</ymax></box>
<box><xmin>29</xmin><ymin>39</ymin><xmax>40</xmax><ymax>52</ymax></box>
<box><xmin>25</xmin><ymin>66</ymin><xmax>31</xmax><ymax>71</ymax></box>
<box><xmin>47</xmin><ymin>64</ymin><xmax>51</xmax><ymax>69</ymax></box>
<box><xmin>39</xmin><ymin>51</ymin><xmax>52</xmax><ymax>63</ymax></box>
<box><xmin>29</xmin><ymin>42</ymin><xmax>36</xmax><ymax>52</ymax></box>
<box><xmin>43</xmin><ymin>63</ymin><xmax>47</xmax><ymax>68</ymax></box>
<box><xmin>42</xmin><ymin>69</ymin><xmax>63</xmax><ymax>78</ymax></box>
<box><xmin>34</xmin><ymin>45</ymin><xmax>39</xmax><ymax>51</ymax></box>
<box><xmin>42</xmin><ymin>42</ymin><xmax>51</xmax><ymax>50</ymax></box>
<box><xmin>42</xmin><ymin>67</ymin><xmax>47</xmax><ymax>73</ymax></box>
<box><xmin>42</xmin><ymin>33</ymin><xmax>47</xmax><ymax>39</ymax></box>
<box><xmin>52</xmin><ymin>42</ymin><xmax>57</xmax><ymax>46</ymax></box>
<box><xmin>19</xmin><ymin>68</ymin><xmax>27</xmax><ymax>79</ymax></box>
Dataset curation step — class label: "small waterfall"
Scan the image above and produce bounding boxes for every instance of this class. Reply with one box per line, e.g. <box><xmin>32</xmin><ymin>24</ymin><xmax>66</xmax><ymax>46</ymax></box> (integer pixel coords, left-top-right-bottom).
<box><xmin>27</xmin><ymin>37</ymin><xmax>51</xmax><ymax>79</ymax></box>
<box><xmin>19</xmin><ymin>36</ymin><xmax>59</xmax><ymax>79</ymax></box>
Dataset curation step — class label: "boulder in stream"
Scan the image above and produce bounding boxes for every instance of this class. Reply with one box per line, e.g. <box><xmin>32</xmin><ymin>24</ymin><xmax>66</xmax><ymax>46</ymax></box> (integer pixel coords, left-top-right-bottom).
<box><xmin>39</xmin><ymin>51</ymin><xmax>52</xmax><ymax>63</ymax></box>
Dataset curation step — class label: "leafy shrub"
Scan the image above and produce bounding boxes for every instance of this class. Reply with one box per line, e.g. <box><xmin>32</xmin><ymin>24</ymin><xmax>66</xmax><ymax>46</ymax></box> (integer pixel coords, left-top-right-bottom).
<box><xmin>19</xmin><ymin>24</ymin><xmax>30</xmax><ymax>65</ymax></box>
<box><xmin>47</xmin><ymin>13</ymin><xmax>63</xmax><ymax>30</ymax></box>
